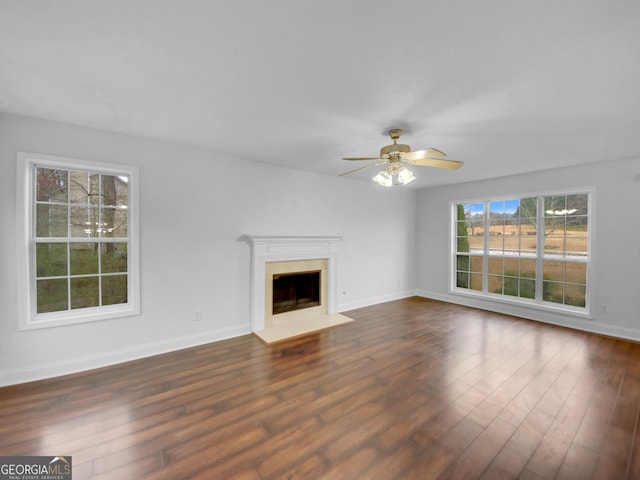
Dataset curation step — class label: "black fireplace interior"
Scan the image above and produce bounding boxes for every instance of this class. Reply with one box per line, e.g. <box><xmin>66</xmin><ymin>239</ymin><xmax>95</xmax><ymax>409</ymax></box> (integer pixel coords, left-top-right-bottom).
<box><xmin>272</xmin><ymin>270</ymin><xmax>321</xmax><ymax>315</ymax></box>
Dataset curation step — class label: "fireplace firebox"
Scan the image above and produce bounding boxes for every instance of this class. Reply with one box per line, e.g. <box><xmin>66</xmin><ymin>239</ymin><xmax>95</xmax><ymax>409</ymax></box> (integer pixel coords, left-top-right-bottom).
<box><xmin>272</xmin><ymin>270</ymin><xmax>321</xmax><ymax>314</ymax></box>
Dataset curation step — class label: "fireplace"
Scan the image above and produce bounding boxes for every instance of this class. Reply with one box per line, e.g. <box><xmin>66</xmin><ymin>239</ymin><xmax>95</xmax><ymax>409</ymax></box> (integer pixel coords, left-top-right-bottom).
<box><xmin>272</xmin><ymin>270</ymin><xmax>320</xmax><ymax>314</ymax></box>
<box><xmin>242</xmin><ymin>235</ymin><xmax>342</xmax><ymax>332</ymax></box>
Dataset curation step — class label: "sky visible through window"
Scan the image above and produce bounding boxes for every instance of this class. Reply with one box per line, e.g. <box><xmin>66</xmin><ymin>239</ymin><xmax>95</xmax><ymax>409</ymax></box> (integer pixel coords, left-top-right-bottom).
<box><xmin>489</xmin><ymin>199</ymin><xmax>520</xmax><ymax>214</ymax></box>
<box><xmin>465</xmin><ymin>199</ymin><xmax>521</xmax><ymax>216</ymax></box>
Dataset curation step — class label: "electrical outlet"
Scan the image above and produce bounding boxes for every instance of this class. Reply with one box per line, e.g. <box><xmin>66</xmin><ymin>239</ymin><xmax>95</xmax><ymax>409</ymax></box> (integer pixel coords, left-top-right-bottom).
<box><xmin>601</xmin><ymin>304</ymin><xmax>608</xmax><ymax>314</ymax></box>
<box><xmin>194</xmin><ymin>310</ymin><xmax>202</xmax><ymax>321</ymax></box>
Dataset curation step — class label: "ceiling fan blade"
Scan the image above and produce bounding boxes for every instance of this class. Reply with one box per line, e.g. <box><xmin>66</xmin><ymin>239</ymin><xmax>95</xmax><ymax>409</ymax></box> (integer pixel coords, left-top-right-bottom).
<box><xmin>342</xmin><ymin>156</ymin><xmax>382</xmax><ymax>161</ymax></box>
<box><xmin>401</xmin><ymin>148</ymin><xmax>447</xmax><ymax>160</ymax></box>
<box><xmin>403</xmin><ymin>157</ymin><xmax>464</xmax><ymax>169</ymax></box>
<box><xmin>339</xmin><ymin>161</ymin><xmax>387</xmax><ymax>176</ymax></box>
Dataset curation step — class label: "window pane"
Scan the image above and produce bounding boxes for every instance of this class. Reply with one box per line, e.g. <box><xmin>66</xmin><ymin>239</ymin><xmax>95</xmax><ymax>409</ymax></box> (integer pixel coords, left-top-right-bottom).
<box><xmin>99</xmin><ymin>208</ymin><xmax>128</xmax><ymax>238</ymax></box>
<box><xmin>503</xmin><ymin>232</ymin><xmax>519</xmax><ymax>255</ymax></box>
<box><xmin>520</xmin><ymin>259</ymin><xmax>536</xmax><ymax>277</ymax></box>
<box><xmin>488</xmin><ymin>257</ymin><xmax>503</xmax><ymax>275</ymax></box>
<box><xmin>488</xmin><ymin>275</ymin><xmax>503</xmax><ymax>294</ymax></box>
<box><xmin>470</xmin><ymin>256</ymin><xmax>483</xmax><ymax>273</ymax></box>
<box><xmin>70</xmin><ymin>243</ymin><xmax>99</xmax><ymax>275</ymax></box>
<box><xmin>566</xmin><ymin>234</ymin><xmax>588</xmax><ymax>257</ymax></box>
<box><xmin>37</xmin><ymin>279</ymin><xmax>68</xmax><ymax>313</ymax></box>
<box><xmin>490</xmin><ymin>200</ymin><xmax>505</xmax><ymax>216</ymax></box>
<box><xmin>468</xmin><ymin>233</ymin><xmax>484</xmax><ymax>253</ymax></box>
<box><xmin>566</xmin><ymin>194</ymin><xmax>588</xmax><ymax>214</ymax></box>
<box><xmin>102</xmin><ymin>243</ymin><xmax>128</xmax><ymax>273</ymax></box>
<box><xmin>456</xmin><ymin>220</ymin><xmax>469</xmax><ymax>234</ymax></box>
<box><xmin>70</xmin><ymin>206</ymin><xmax>100</xmax><ymax>237</ymax></box>
<box><xmin>520</xmin><ymin>235</ymin><xmax>537</xmax><ymax>255</ymax></box>
<box><xmin>70</xmin><ymin>277</ymin><xmax>99</xmax><ymax>309</ymax></box>
<box><xmin>520</xmin><ymin>218</ymin><xmax>536</xmax><ymax>236</ymax></box>
<box><xmin>36</xmin><ymin>204</ymin><xmax>68</xmax><ymax>237</ymax></box>
<box><xmin>502</xmin><ymin>276</ymin><xmax>520</xmax><ymax>297</ymax></box>
<box><xmin>565</xmin><ymin>285</ymin><xmax>586</xmax><ymax>307</ymax></box>
<box><xmin>70</xmin><ymin>171</ymin><xmax>99</xmax><ymax>205</ymax></box>
<box><xmin>519</xmin><ymin>278</ymin><xmax>535</xmax><ymax>299</ymax></box>
<box><xmin>520</xmin><ymin>217</ymin><xmax>537</xmax><ymax>256</ymax></box>
<box><xmin>456</xmin><ymin>270</ymin><xmax>469</xmax><ymax>289</ymax></box>
<box><xmin>36</xmin><ymin>168</ymin><xmax>67</xmax><ymax>202</ymax></box>
<box><xmin>544</xmin><ymin>231</ymin><xmax>567</xmax><ymax>256</ymax></box>
<box><xmin>566</xmin><ymin>215</ymin><xmax>587</xmax><ymax>230</ymax></box>
<box><xmin>516</xmin><ymin>198</ymin><xmax>537</xmax><ymax>220</ymax></box>
<box><xmin>103</xmin><ymin>275</ymin><xmax>128</xmax><ymax>305</ymax></box>
<box><xmin>102</xmin><ymin>175</ymin><xmax>129</xmax><ymax>207</ymax></box>
<box><xmin>544</xmin><ymin>195</ymin><xmax>566</xmax><ymax>214</ymax></box>
<box><xmin>464</xmin><ymin>205</ymin><xmax>484</xmax><ymax>233</ymax></box>
<box><xmin>544</xmin><ymin>260</ymin><xmax>565</xmax><ymax>283</ymax></box>
<box><xmin>456</xmin><ymin>254</ymin><xmax>470</xmax><ymax>271</ymax></box>
<box><xmin>470</xmin><ymin>273</ymin><xmax>482</xmax><ymax>291</ymax></box>
<box><xmin>543</xmin><ymin>281</ymin><xmax>563</xmax><ymax>303</ymax></box>
<box><xmin>459</xmin><ymin>203</ymin><xmax>484</xmax><ymax>221</ymax></box>
<box><xmin>565</xmin><ymin>262</ymin><xmax>587</xmax><ymax>285</ymax></box>
<box><xmin>36</xmin><ymin>243</ymin><xmax>67</xmax><ymax>277</ymax></box>
<box><xmin>489</xmin><ymin>235</ymin><xmax>504</xmax><ymax>253</ymax></box>
<box><xmin>503</xmin><ymin>257</ymin><xmax>518</xmax><ymax>275</ymax></box>
<box><xmin>544</xmin><ymin>217</ymin><xmax>565</xmax><ymax>238</ymax></box>
<box><xmin>457</xmin><ymin>236</ymin><xmax>469</xmax><ymax>253</ymax></box>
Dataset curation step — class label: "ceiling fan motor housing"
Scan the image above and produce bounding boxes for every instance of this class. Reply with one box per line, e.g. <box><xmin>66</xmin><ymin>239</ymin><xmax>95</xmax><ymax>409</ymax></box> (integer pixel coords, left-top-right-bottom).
<box><xmin>380</xmin><ymin>142</ymin><xmax>410</xmax><ymax>159</ymax></box>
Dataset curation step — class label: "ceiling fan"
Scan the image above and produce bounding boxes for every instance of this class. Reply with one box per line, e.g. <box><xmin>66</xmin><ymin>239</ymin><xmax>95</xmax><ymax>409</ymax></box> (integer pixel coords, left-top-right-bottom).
<box><xmin>341</xmin><ymin>128</ymin><xmax>463</xmax><ymax>186</ymax></box>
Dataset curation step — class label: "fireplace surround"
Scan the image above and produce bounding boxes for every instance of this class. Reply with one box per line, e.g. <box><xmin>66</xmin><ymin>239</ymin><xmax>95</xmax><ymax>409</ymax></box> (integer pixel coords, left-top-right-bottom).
<box><xmin>242</xmin><ymin>235</ymin><xmax>342</xmax><ymax>333</ymax></box>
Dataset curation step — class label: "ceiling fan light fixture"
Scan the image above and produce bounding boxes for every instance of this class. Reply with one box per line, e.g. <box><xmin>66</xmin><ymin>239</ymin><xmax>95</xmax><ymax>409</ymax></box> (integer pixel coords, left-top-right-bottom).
<box><xmin>372</xmin><ymin>169</ymin><xmax>393</xmax><ymax>187</ymax></box>
<box><xmin>397</xmin><ymin>166</ymin><xmax>415</xmax><ymax>185</ymax></box>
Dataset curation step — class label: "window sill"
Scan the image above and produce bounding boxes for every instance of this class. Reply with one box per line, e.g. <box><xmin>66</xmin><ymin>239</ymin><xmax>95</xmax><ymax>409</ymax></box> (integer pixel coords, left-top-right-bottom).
<box><xmin>20</xmin><ymin>304</ymin><xmax>140</xmax><ymax>330</ymax></box>
<box><xmin>449</xmin><ymin>288</ymin><xmax>592</xmax><ymax>320</ymax></box>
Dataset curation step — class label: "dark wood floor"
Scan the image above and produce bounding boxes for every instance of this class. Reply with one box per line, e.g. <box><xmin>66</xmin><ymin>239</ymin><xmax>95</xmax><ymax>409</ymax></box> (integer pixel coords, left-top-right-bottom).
<box><xmin>2</xmin><ymin>297</ymin><xmax>640</xmax><ymax>479</ymax></box>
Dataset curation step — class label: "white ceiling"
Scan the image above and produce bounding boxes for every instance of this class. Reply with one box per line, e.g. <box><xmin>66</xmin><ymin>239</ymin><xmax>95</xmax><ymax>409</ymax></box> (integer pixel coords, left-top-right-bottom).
<box><xmin>1</xmin><ymin>0</ymin><xmax>639</xmax><ymax>188</ymax></box>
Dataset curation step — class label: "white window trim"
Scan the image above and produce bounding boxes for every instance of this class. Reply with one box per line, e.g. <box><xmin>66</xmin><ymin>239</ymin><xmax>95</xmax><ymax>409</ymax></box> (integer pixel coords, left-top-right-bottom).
<box><xmin>17</xmin><ymin>152</ymin><xmax>140</xmax><ymax>330</ymax></box>
<box><xmin>449</xmin><ymin>187</ymin><xmax>595</xmax><ymax>318</ymax></box>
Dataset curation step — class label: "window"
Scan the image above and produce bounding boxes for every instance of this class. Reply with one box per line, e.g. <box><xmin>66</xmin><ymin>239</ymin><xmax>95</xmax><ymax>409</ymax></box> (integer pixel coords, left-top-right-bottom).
<box><xmin>453</xmin><ymin>191</ymin><xmax>590</xmax><ymax>312</ymax></box>
<box><xmin>18</xmin><ymin>153</ymin><xmax>139</xmax><ymax>329</ymax></box>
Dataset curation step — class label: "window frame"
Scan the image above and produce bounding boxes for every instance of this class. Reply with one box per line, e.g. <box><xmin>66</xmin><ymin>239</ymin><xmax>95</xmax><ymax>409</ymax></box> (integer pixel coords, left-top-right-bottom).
<box><xmin>17</xmin><ymin>152</ymin><xmax>140</xmax><ymax>330</ymax></box>
<box><xmin>450</xmin><ymin>188</ymin><xmax>594</xmax><ymax>317</ymax></box>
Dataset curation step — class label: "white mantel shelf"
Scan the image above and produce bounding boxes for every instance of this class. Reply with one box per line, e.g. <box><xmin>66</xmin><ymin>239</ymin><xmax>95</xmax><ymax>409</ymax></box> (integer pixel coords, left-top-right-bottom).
<box><xmin>243</xmin><ymin>235</ymin><xmax>343</xmax><ymax>245</ymax></box>
<box><xmin>242</xmin><ymin>235</ymin><xmax>342</xmax><ymax>332</ymax></box>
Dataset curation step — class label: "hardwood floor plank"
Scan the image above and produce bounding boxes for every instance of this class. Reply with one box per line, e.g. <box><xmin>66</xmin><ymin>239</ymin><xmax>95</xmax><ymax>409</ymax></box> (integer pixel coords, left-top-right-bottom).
<box><xmin>2</xmin><ymin>297</ymin><xmax>640</xmax><ymax>479</ymax></box>
<box><xmin>523</xmin><ymin>393</ymin><xmax>591</xmax><ymax>479</ymax></box>
<box><xmin>555</xmin><ymin>442</ymin><xmax>599</xmax><ymax>480</ymax></box>
<box><xmin>479</xmin><ymin>409</ymin><xmax>554</xmax><ymax>479</ymax></box>
<box><xmin>439</xmin><ymin>417</ymin><xmax>518</xmax><ymax>479</ymax></box>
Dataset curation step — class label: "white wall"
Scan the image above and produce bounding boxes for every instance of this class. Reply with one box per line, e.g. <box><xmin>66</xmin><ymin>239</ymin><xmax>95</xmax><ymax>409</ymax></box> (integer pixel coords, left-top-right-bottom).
<box><xmin>0</xmin><ymin>113</ymin><xmax>417</xmax><ymax>386</ymax></box>
<box><xmin>417</xmin><ymin>157</ymin><xmax>640</xmax><ymax>340</ymax></box>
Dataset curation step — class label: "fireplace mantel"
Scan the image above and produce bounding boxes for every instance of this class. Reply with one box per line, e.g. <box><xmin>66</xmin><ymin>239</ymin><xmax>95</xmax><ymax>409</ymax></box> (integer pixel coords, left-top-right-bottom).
<box><xmin>242</xmin><ymin>235</ymin><xmax>342</xmax><ymax>332</ymax></box>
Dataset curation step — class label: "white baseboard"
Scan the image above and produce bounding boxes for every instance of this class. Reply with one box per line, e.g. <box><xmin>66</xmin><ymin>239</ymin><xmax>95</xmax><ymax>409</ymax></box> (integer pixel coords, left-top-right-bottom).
<box><xmin>416</xmin><ymin>289</ymin><xmax>640</xmax><ymax>342</ymax></box>
<box><xmin>338</xmin><ymin>289</ymin><xmax>418</xmax><ymax>313</ymax></box>
<box><xmin>0</xmin><ymin>324</ymin><xmax>251</xmax><ymax>387</ymax></box>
